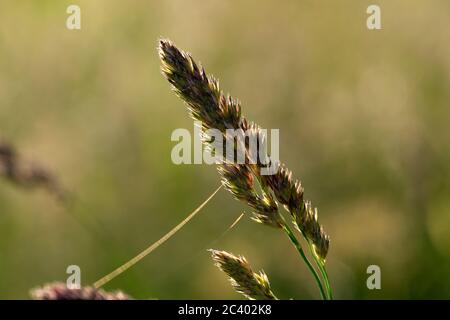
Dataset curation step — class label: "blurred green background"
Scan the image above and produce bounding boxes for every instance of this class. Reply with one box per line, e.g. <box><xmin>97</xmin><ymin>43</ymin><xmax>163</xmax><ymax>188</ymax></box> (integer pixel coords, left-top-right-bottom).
<box><xmin>0</xmin><ymin>0</ymin><xmax>449</xmax><ymax>299</ymax></box>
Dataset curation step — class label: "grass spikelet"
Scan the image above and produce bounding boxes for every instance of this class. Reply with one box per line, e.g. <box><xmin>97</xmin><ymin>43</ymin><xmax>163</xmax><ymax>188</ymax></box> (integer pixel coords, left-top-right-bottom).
<box><xmin>210</xmin><ymin>249</ymin><xmax>277</xmax><ymax>300</ymax></box>
<box><xmin>159</xmin><ymin>39</ymin><xmax>241</xmax><ymax>132</ymax></box>
<box><xmin>218</xmin><ymin>163</ymin><xmax>283</xmax><ymax>228</ymax></box>
<box><xmin>263</xmin><ymin>164</ymin><xmax>329</xmax><ymax>261</ymax></box>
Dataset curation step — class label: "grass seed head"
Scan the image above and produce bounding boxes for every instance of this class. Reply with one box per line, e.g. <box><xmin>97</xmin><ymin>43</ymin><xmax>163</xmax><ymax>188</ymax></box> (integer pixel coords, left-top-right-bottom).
<box><xmin>159</xmin><ymin>38</ymin><xmax>330</xmax><ymax>257</ymax></box>
<box><xmin>159</xmin><ymin>39</ymin><xmax>241</xmax><ymax>132</ymax></box>
<box><xmin>218</xmin><ymin>164</ymin><xmax>283</xmax><ymax>228</ymax></box>
<box><xmin>0</xmin><ymin>141</ymin><xmax>66</xmax><ymax>201</ymax></box>
<box><xmin>30</xmin><ymin>282</ymin><xmax>131</xmax><ymax>300</ymax></box>
<box><xmin>209</xmin><ymin>249</ymin><xmax>277</xmax><ymax>300</ymax></box>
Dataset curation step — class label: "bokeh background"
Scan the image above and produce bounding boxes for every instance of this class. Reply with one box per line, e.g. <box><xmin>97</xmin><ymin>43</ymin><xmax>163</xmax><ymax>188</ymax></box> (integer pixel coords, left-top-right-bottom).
<box><xmin>0</xmin><ymin>0</ymin><xmax>449</xmax><ymax>299</ymax></box>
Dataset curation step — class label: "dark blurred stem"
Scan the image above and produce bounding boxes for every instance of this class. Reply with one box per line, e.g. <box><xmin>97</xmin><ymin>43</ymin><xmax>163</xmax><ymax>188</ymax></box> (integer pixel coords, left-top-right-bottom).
<box><xmin>282</xmin><ymin>223</ymin><xmax>327</xmax><ymax>300</ymax></box>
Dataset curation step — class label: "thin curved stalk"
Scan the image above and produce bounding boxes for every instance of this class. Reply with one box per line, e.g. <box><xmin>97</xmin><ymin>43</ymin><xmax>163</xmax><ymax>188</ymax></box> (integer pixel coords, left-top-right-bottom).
<box><xmin>93</xmin><ymin>185</ymin><xmax>222</xmax><ymax>288</ymax></box>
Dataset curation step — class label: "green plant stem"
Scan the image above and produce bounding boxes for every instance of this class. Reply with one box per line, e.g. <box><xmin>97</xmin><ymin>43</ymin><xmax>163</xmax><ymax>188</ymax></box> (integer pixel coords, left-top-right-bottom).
<box><xmin>319</xmin><ymin>263</ymin><xmax>333</xmax><ymax>300</ymax></box>
<box><xmin>302</xmin><ymin>233</ymin><xmax>333</xmax><ymax>300</ymax></box>
<box><xmin>282</xmin><ymin>224</ymin><xmax>327</xmax><ymax>300</ymax></box>
<box><xmin>313</xmin><ymin>249</ymin><xmax>333</xmax><ymax>299</ymax></box>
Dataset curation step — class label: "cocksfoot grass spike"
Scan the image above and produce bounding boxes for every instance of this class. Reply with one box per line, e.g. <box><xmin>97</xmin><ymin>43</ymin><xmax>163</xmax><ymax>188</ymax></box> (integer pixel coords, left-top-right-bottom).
<box><xmin>159</xmin><ymin>38</ymin><xmax>333</xmax><ymax>299</ymax></box>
